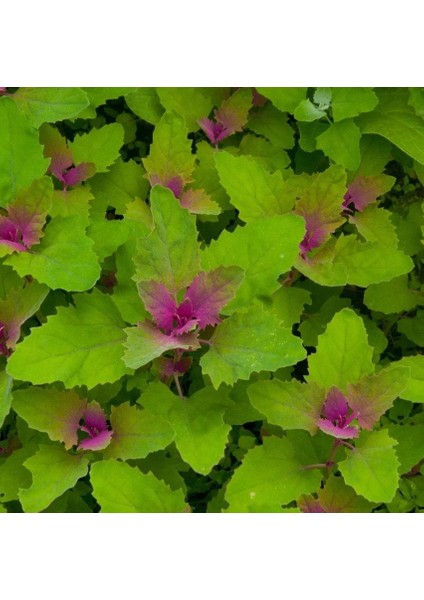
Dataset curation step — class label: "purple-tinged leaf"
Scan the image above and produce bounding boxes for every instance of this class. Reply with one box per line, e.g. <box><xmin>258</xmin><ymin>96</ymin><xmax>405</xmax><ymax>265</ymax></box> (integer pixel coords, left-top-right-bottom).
<box><xmin>199</xmin><ymin>88</ymin><xmax>251</xmax><ymax>145</ymax></box>
<box><xmin>180</xmin><ymin>188</ymin><xmax>220</xmax><ymax>215</ymax></box>
<box><xmin>317</xmin><ymin>388</ymin><xmax>359</xmax><ymax>439</ymax></box>
<box><xmin>78</xmin><ymin>402</ymin><xmax>113</xmax><ymax>451</ymax></box>
<box><xmin>343</xmin><ymin>174</ymin><xmax>395</xmax><ymax>211</ymax></box>
<box><xmin>137</xmin><ymin>280</ymin><xmax>177</xmax><ymax>333</ymax></box>
<box><xmin>299</xmin><ymin>474</ymin><xmax>374</xmax><ymax>512</ymax></box>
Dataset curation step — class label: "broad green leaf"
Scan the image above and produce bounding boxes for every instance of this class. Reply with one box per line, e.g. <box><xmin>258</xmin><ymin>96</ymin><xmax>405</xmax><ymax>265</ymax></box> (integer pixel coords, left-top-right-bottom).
<box><xmin>191</xmin><ymin>141</ymin><xmax>231</xmax><ymax>210</ymax></box>
<box><xmin>125</xmin><ymin>88</ymin><xmax>165</xmax><ymax>124</ymax></box>
<box><xmin>256</xmin><ymin>88</ymin><xmax>307</xmax><ymax>114</ymax></box>
<box><xmin>70</xmin><ymin>123</ymin><xmax>124</xmax><ymax>173</ymax></box>
<box><xmin>347</xmin><ymin>365</ymin><xmax>410</xmax><ymax>429</ymax></box>
<box><xmin>331</xmin><ymin>87</ymin><xmax>379</xmax><ymax>122</ymax></box>
<box><xmin>398</xmin><ymin>311</ymin><xmax>424</xmax><ymax>346</ymax></box>
<box><xmin>156</xmin><ymin>88</ymin><xmax>216</xmax><ymax>131</ymax></box>
<box><xmin>0</xmin><ymin>97</ymin><xmax>49</xmax><ymax>203</ymax></box>
<box><xmin>356</xmin><ymin>135</ymin><xmax>392</xmax><ymax>177</ymax></box>
<box><xmin>298</xmin><ymin>121</ymin><xmax>328</xmax><ymax>152</ymax></box>
<box><xmin>89</xmin><ymin>158</ymin><xmax>150</xmax><ymax>214</ymax></box>
<box><xmin>271</xmin><ymin>286</ymin><xmax>312</xmax><ymax>328</ymax></box>
<box><xmin>299</xmin><ymin>474</ymin><xmax>374</xmax><ymax>512</ymax></box>
<box><xmin>12</xmin><ymin>87</ymin><xmax>89</xmax><ymax>127</ymax></box>
<box><xmin>215</xmin><ymin>152</ymin><xmax>294</xmax><ymax>222</ymax></box>
<box><xmin>104</xmin><ymin>402</ymin><xmax>175</xmax><ymax>460</ymax></box>
<box><xmin>79</xmin><ymin>87</ymin><xmax>135</xmax><ymax>119</ymax></box>
<box><xmin>12</xmin><ymin>387</ymin><xmax>86</xmax><ymax>449</ymax></box>
<box><xmin>200</xmin><ymin>305</ymin><xmax>306</xmax><ymax>388</ymax></box>
<box><xmin>50</xmin><ymin>186</ymin><xmax>93</xmax><ymax>220</ymax></box>
<box><xmin>394</xmin><ymin>201</ymin><xmax>424</xmax><ymax>256</ymax></box>
<box><xmin>224</xmin><ymin>435</ymin><xmax>322</xmax><ymax>512</ymax></box>
<box><xmin>364</xmin><ymin>275</ymin><xmax>423</xmax><ymax>314</ymax></box>
<box><xmin>135</xmin><ymin>186</ymin><xmax>200</xmax><ymax>292</ymax></box>
<box><xmin>238</xmin><ymin>134</ymin><xmax>291</xmax><ymax>172</ymax></box>
<box><xmin>7</xmin><ymin>289</ymin><xmax>131</xmax><ymax>389</ymax></box>
<box><xmin>388</xmin><ymin>423</ymin><xmax>424</xmax><ymax>474</ymax></box>
<box><xmin>338</xmin><ymin>430</ymin><xmax>399</xmax><ymax>503</ymax></box>
<box><xmin>0</xmin><ymin>370</ymin><xmax>13</xmax><ymax>428</ymax></box>
<box><xmin>247</xmin><ymin>103</ymin><xmax>295</xmax><ymax>147</ymax></box>
<box><xmin>111</xmin><ymin>239</ymin><xmax>148</xmax><ymax>324</ymax></box>
<box><xmin>143</xmin><ymin>111</ymin><xmax>195</xmax><ymax>183</ymax></box>
<box><xmin>138</xmin><ymin>450</ymin><xmax>187</xmax><ymax>493</ymax></box>
<box><xmin>201</xmin><ymin>215</ymin><xmax>305</xmax><ymax>312</ymax></box>
<box><xmin>19</xmin><ymin>444</ymin><xmax>89</xmax><ymax>512</ymax></box>
<box><xmin>90</xmin><ymin>459</ymin><xmax>186</xmax><ymax>512</ymax></box>
<box><xmin>294</xmin><ymin>99</ymin><xmax>326</xmax><ymax>122</ymax></box>
<box><xmin>223</xmin><ymin>380</ymin><xmax>265</xmax><ymax>425</ymax></box>
<box><xmin>316</xmin><ymin>119</ymin><xmax>362</xmax><ymax>171</ymax></box>
<box><xmin>358</xmin><ymin>89</ymin><xmax>424</xmax><ymax>165</ymax></box>
<box><xmin>307</xmin><ymin>308</ymin><xmax>374</xmax><ymax>391</ymax></box>
<box><xmin>5</xmin><ymin>215</ymin><xmax>101</xmax><ymax>292</ymax></box>
<box><xmin>314</xmin><ymin>88</ymin><xmax>332</xmax><ymax>110</ymax></box>
<box><xmin>299</xmin><ymin>295</ymin><xmax>351</xmax><ymax>347</ymax></box>
<box><xmin>351</xmin><ymin>205</ymin><xmax>398</xmax><ymax>247</ymax></box>
<box><xmin>248</xmin><ymin>379</ymin><xmax>325</xmax><ymax>434</ymax></box>
<box><xmin>0</xmin><ymin>446</ymin><xmax>33</xmax><ymax>502</ymax></box>
<box><xmin>395</xmin><ymin>356</ymin><xmax>424</xmax><ymax>403</ymax></box>
<box><xmin>140</xmin><ymin>383</ymin><xmax>232</xmax><ymax>474</ymax></box>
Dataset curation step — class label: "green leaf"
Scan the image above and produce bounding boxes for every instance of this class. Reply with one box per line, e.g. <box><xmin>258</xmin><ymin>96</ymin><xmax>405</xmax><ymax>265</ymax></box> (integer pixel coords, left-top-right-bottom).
<box><xmin>224</xmin><ymin>435</ymin><xmax>322</xmax><ymax>512</ymax></box>
<box><xmin>307</xmin><ymin>308</ymin><xmax>374</xmax><ymax>391</ymax></box>
<box><xmin>293</xmin><ymin>99</ymin><xmax>326</xmax><ymax>122</ymax></box>
<box><xmin>395</xmin><ymin>356</ymin><xmax>424</xmax><ymax>402</ymax></box>
<box><xmin>12</xmin><ymin>87</ymin><xmax>89</xmax><ymax>127</ymax></box>
<box><xmin>79</xmin><ymin>87</ymin><xmax>135</xmax><ymax>119</ymax></box>
<box><xmin>7</xmin><ymin>289</ymin><xmax>131</xmax><ymax>389</ymax></box>
<box><xmin>70</xmin><ymin>123</ymin><xmax>124</xmax><ymax>173</ymax></box>
<box><xmin>338</xmin><ymin>430</ymin><xmax>399</xmax><ymax>503</ymax></box>
<box><xmin>271</xmin><ymin>286</ymin><xmax>312</xmax><ymax>328</ymax></box>
<box><xmin>19</xmin><ymin>444</ymin><xmax>89</xmax><ymax>513</ymax></box>
<box><xmin>0</xmin><ymin>370</ymin><xmax>13</xmax><ymax>429</ymax></box>
<box><xmin>358</xmin><ymin>88</ymin><xmax>424</xmax><ymax>165</ymax></box>
<box><xmin>125</xmin><ymin>88</ymin><xmax>165</xmax><ymax>124</ymax></box>
<box><xmin>331</xmin><ymin>87</ymin><xmax>379</xmax><ymax>122</ymax></box>
<box><xmin>299</xmin><ymin>473</ymin><xmax>374</xmax><ymax>512</ymax></box>
<box><xmin>191</xmin><ymin>141</ymin><xmax>231</xmax><ymax>210</ymax></box>
<box><xmin>256</xmin><ymin>88</ymin><xmax>307</xmax><ymax>113</ymax></box>
<box><xmin>90</xmin><ymin>459</ymin><xmax>186</xmax><ymax>512</ymax></box>
<box><xmin>364</xmin><ymin>275</ymin><xmax>423</xmax><ymax>314</ymax></box>
<box><xmin>350</xmin><ymin>204</ymin><xmax>399</xmax><ymax>246</ymax></box>
<box><xmin>398</xmin><ymin>311</ymin><xmax>424</xmax><ymax>346</ymax></box>
<box><xmin>49</xmin><ymin>186</ymin><xmax>93</xmax><ymax>220</ymax></box>
<box><xmin>135</xmin><ymin>185</ymin><xmax>200</xmax><ymax>292</ymax></box>
<box><xmin>388</xmin><ymin>423</ymin><xmax>424</xmax><ymax>474</ymax></box>
<box><xmin>299</xmin><ymin>295</ymin><xmax>351</xmax><ymax>347</ymax></box>
<box><xmin>103</xmin><ymin>402</ymin><xmax>175</xmax><ymax>460</ymax></box>
<box><xmin>248</xmin><ymin>379</ymin><xmax>325</xmax><ymax>434</ymax></box>
<box><xmin>143</xmin><ymin>111</ymin><xmax>195</xmax><ymax>183</ymax></box>
<box><xmin>200</xmin><ymin>305</ymin><xmax>306</xmax><ymax>388</ymax></box>
<box><xmin>201</xmin><ymin>215</ymin><xmax>305</xmax><ymax>312</ymax></box>
<box><xmin>247</xmin><ymin>103</ymin><xmax>295</xmax><ymax>147</ymax></box>
<box><xmin>12</xmin><ymin>387</ymin><xmax>86</xmax><ymax>449</ymax></box>
<box><xmin>140</xmin><ymin>383</ymin><xmax>232</xmax><ymax>474</ymax></box>
<box><xmin>316</xmin><ymin>119</ymin><xmax>362</xmax><ymax>171</ymax></box>
<box><xmin>238</xmin><ymin>134</ymin><xmax>291</xmax><ymax>172</ymax></box>
<box><xmin>0</xmin><ymin>97</ymin><xmax>49</xmax><ymax>203</ymax></box>
<box><xmin>111</xmin><ymin>239</ymin><xmax>148</xmax><ymax>324</ymax></box>
<box><xmin>214</xmin><ymin>152</ymin><xmax>294</xmax><ymax>222</ymax></box>
<box><xmin>156</xmin><ymin>88</ymin><xmax>216</xmax><ymax>131</ymax></box>
<box><xmin>5</xmin><ymin>215</ymin><xmax>101</xmax><ymax>292</ymax></box>
<box><xmin>0</xmin><ymin>446</ymin><xmax>33</xmax><ymax>502</ymax></box>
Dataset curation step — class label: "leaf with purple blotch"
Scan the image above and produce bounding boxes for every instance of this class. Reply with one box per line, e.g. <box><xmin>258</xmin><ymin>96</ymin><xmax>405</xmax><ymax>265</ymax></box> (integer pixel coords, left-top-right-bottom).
<box><xmin>343</xmin><ymin>174</ymin><xmax>395</xmax><ymax>211</ymax></box>
<box><xmin>298</xmin><ymin>474</ymin><xmax>374</xmax><ymax>513</ymax></box>
<box><xmin>78</xmin><ymin>402</ymin><xmax>113</xmax><ymax>451</ymax></box>
<box><xmin>198</xmin><ymin>88</ymin><xmax>252</xmax><ymax>145</ymax></box>
<box><xmin>179</xmin><ymin>188</ymin><xmax>220</xmax><ymax>215</ymax></box>
<box><xmin>317</xmin><ymin>387</ymin><xmax>359</xmax><ymax>439</ymax></box>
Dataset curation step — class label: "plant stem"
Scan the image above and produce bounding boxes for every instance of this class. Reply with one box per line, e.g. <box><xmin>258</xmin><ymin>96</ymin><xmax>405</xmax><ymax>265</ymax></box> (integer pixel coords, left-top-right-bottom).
<box><xmin>173</xmin><ymin>372</ymin><xmax>184</xmax><ymax>399</ymax></box>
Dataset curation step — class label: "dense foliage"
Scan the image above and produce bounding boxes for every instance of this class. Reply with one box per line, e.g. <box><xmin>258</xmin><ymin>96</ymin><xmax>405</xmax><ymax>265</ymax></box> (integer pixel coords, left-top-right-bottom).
<box><xmin>0</xmin><ymin>87</ymin><xmax>423</xmax><ymax>513</ymax></box>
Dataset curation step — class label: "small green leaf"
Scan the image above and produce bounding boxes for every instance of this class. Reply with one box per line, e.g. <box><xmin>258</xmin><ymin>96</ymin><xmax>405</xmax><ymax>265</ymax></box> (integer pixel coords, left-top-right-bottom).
<box><xmin>12</xmin><ymin>87</ymin><xmax>89</xmax><ymax>127</ymax></box>
<box><xmin>7</xmin><ymin>289</ymin><xmax>131</xmax><ymax>389</ymax></box>
<box><xmin>19</xmin><ymin>444</ymin><xmax>89</xmax><ymax>513</ymax></box>
<box><xmin>125</xmin><ymin>88</ymin><xmax>165</xmax><ymax>124</ymax></box>
<box><xmin>247</xmin><ymin>103</ymin><xmax>295</xmax><ymax>147</ymax></box>
<box><xmin>0</xmin><ymin>446</ymin><xmax>33</xmax><ymax>502</ymax></box>
<box><xmin>331</xmin><ymin>88</ymin><xmax>379</xmax><ymax>122</ymax></box>
<box><xmin>248</xmin><ymin>379</ymin><xmax>325</xmax><ymax>434</ymax></box>
<box><xmin>316</xmin><ymin>119</ymin><xmax>362</xmax><ymax>171</ymax></box>
<box><xmin>364</xmin><ymin>275</ymin><xmax>423</xmax><ymax>314</ymax></box>
<box><xmin>271</xmin><ymin>286</ymin><xmax>312</xmax><ymax>328</ymax></box>
<box><xmin>90</xmin><ymin>459</ymin><xmax>186</xmax><ymax>512</ymax></box>
<box><xmin>294</xmin><ymin>99</ymin><xmax>326</xmax><ymax>122</ymax></box>
<box><xmin>396</xmin><ymin>356</ymin><xmax>424</xmax><ymax>403</ymax></box>
<box><xmin>156</xmin><ymin>88</ymin><xmax>216</xmax><ymax>131</ymax></box>
<box><xmin>256</xmin><ymin>88</ymin><xmax>307</xmax><ymax>114</ymax></box>
<box><xmin>307</xmin><ymin>308</ymin><xmax>374</xmax><ymax>391</ymax></box>
<box><xmin>70</xmin><ymin>123</ymin><xmax>124</xmax><ymax>173</ymax></box>
<box><xmin>388</xmin><ymin>423</ymin><xmax>424</xmax><ymax>474</ymax></box>
<box><xmin>338</xmin><ymin>430</ymin><xmax>399</xmax><ymax>503</ymax></box>
<box><xmin>104</xmin><ymin>402</ymin><xmax>175</xmax><ymax>460</ymax></box>
<box><xmin>398</xmin><ymin>311</ymin><xmax>424</xmax><ymax>346</ymax></box>
<box><xmin>0</xmin><ymin>370</ymin><xmax>13</xmax><ymax>429</ymax></box>
<box><xmin>224</xmin><ymin>435</ymin><xmax>321</xmax><ymax>512</ymax></box>
<box><xmin>200</xmin><ymin>305</ymin><xmax>306</xmax><ymax>388</ymax></box>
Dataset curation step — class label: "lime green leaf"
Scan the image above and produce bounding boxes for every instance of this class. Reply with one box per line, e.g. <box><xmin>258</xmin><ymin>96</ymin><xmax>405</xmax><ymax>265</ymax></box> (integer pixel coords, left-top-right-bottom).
<box><xmin>79</xmin><ymin>87</ymin><xmax>135</xmax><ymax>119</ymax></box>
<box><xmin>143</xmin><ymin>111</ymin><xmax>195</xmax><ymax>184</ymax></box>
<box><xmin>247</xmin><ymin>103</ymin><xmax>295</xmax><ymax>147</ymax></box>
<box><xmin>156</xmin><ymin>88</ymin><xmax>216</xmax><ymax>131</ymax></box>
<box><xmin>125</xmin><ymin>88</ymin><xmax>165</xmax><ymax>124</ymax></box>
<box><xmin>299</xmin><ymin>473</ymin><xmax>374</xmax><ymax>512</ymax></box>
<box><xmin>90</xmin><ymin>459</ymin><xmax>186</xmax><ymax>512</ymax></box>
<box><xmin>350</xmin><ymin>204</ymin><xmax>399</xmax><ymax>246</ymax></box>
<box><xmin>364</xmin><ymin>275</ymin><xmax>423</xmax><ymax>314</ymax></box>
<box><xmin>394</xmin><ymin>201</ymin><xmax>424</xmax><ymax>256</ymax></box>
<box><xmin>191</xmin><ymin>141</ymin><xmax>230</xmax><ymax>210</ymax></box>
<box><xmin>224</xmin><ymin>381</ymin><xmax>264</xmax><ymax>425</ymax></box>
<box><xmin>111</xmin><ymin>239</ymin><xmax>147</xmax><ymax>324</ymax></box>
<box><xmin>299</xmin><ymin>296</ymin><xmax>351</xmax><ymax>347</ymax></box>
<box><xmin>50</xmin><ymin>186</ymin><xmax>93</xmax><ymax>220</ymax></box>
<box><xmin>271</xmin><ymin>286</ymin><xmax>312</xmax><ymax>328</ymax></box>
<box><xmin>388</xmin><ymin>424</ymin><xmax>424</xmax><ymax>474</ymax></box>
<box><xmin>5</xmin><ymin>215</ymin><xmax>101</xmax><ymax>292</ymax></box>
<box><xmin>0</xmin><ymin>97</ymin><xmax>49</xmax><ymax>203</ymax></box>
<box><xmin>224</xmin><ymin>435</ymin><xmax>321</xmax><ymax>512</ymax></box>
<box><xmin>201</xmin><ymin>215</ymin><xmax>305</xmax><ymax>312</ymax></box>
<box><xmin>395</xmin><ymin>356</ymin><xmax>424</xmax><ymax>402</ymax></box>
<box><xmin>0</xmin><ymin>370</ymin><xmax>13</xmax><ymax>428</ymax></box>
<box><xmin>238</xmin><ymin>134</ymin><xmax>291</xmax><ymax>171</ymax></box>
<box><xmin>298</xmin><ymin>121</ymin><xmax>329</xmax><ymax>152</ymax></box>
<box><xmin>294</xmin><ymin>99</ymin><xmax>326</xmax><ymax>122</ymax></box>
<box><xmin>12</xmin><ymin>87</ymin><xmax>89</xmax><ymax>127</ymax></box>
<box><xmin>70</xmin><ymin>123</ymin><xmax>124</xmax><ymax>173</ymax></box>
<box><xmin>7</xmin><ymin>289</ymin><xmax>131</xmax><ymax>389</ymax></box>
<box><xmin>135</xmin><ymin>186</ymin><xmax>200</xmax><ymax>292</ymax></box>
<box><xmin>358</xmin><ymin>89</ymin><xmax>424</xmax><ymax>164</ymax></box>
<box><xmin>0</xmin><ymin>446</ymin><xmax>33</xmax><ymax>502</ymax></box>
<box><xmin>331</xmin><ymin>87</ymin><xmax>379</xmax><ymax>122</ymax></box>
<box><xmin>307</xmin><ymin>308</ymin><xmax>374</xmax><ymax>391</ymax></box>
<box><xmin>338</xmin><ymin>430</ymin><xmax>399</xmax><ymax>503</ymax></box>
<box><xmin>215</xmin><ymin>152</ymin><xmax>294</xmax><ymax>222</ymax></box>
<box><xmin>398</xmin><ymin>311</ymin><xmax>424</xmax><ymax>346</ymax></box>
<box><xmin>103</xmin><ymin>402</ymin><xmax>174</xmax><ymax>460</ymax></box>
<box><xmin>12</xmin><ymin>387</ymin><xmax>86</xmax><ymax>449</ymax></box>
<box><xmin>140</xmin><ymin>383</ymin><xmax>231</xmax><ymax>474</ymax></box>
<box><xmin>19</xmin><ymin>444</ymin><xmax>89</xmax><ymax>513</ymax></box>
<box><xmin>256</xmin><ymin>88</ymin><xmax>307</xmax><ymax>113</ymax></box>
<box><xmin>357</xmin><ymin>135</ymin><xmax>392</xmax><ymax>176</ymax></box>
<box><xmin>316</xmin><ymin>119</ymin><xmax>362</xmax><ymax>171</ymax></box>
<box><xmin>200</xmin><ymin>305</ymin><xmax>306</xmax><ymax>388</ymax></box>
<box><xmin>248</xmin><ymin>379</ymin><xmax>325</xmax><ymax>434</ymax></box>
